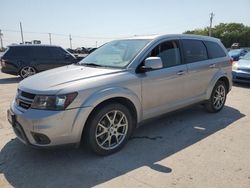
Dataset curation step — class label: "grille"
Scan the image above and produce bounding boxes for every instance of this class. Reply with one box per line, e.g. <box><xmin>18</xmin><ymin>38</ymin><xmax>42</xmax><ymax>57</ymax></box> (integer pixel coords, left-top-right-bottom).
<box><xmin>16</xmin><ymin>90</ymin><xmax>36</xmax><ymax>109</ymax></box>
<box><xmin>21</xmin><ymin>91</ymin><xmax>36</xmax><ymax>99</ymax></box>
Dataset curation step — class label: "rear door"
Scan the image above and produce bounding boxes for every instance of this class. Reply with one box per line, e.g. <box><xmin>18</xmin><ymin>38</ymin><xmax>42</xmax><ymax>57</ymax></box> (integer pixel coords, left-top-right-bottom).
<box><xmin>181</xmin><ymin>39</ymin><xmax>218</xmax><ymax>99</ymax></box>
<box><xmin>30</xmin><ymin>47</ymin><xmax>55</xmax><ymax>71</ymax></box>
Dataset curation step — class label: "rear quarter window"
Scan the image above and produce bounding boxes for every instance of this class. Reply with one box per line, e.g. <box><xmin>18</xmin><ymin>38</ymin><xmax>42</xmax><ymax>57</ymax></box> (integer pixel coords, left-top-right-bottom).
<box><xmin>1</xmin><ymin>48</ymin><xmax>10</xmax><ymax>58</ymax></box>
<box><xmin>204</xmin><ymin>41</ymin><xmax>226</xmax><ymax>59</ymax></box>
<box><xmin>4</xmin><ymin>47</ymin><xmax>31</xmax><ymax>59</ymax></box>
<box><xmin>182</xmin><ymin>39</ymin><xmax>208</xmax><ymax>63</ymax></box>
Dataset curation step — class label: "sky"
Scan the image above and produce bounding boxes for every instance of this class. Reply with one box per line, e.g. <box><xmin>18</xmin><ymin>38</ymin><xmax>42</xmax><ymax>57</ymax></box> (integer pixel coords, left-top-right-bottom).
<box><xmin>1</xmin><ymin>0</ymin><xmax>250</xmax><ymax>48</ymax></box>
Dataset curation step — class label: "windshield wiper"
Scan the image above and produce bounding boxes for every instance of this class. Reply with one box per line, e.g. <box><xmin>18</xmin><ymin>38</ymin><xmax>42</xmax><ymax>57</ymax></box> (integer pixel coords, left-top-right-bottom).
<box><xmin>82</xmin><ymin>63</ymin><xmax>102</xmax><ymax>67</ymax></box>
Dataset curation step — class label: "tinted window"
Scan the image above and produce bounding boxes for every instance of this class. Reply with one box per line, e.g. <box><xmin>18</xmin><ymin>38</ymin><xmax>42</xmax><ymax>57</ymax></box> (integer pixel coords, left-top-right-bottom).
<box><xmin>30</xmin><ymin>47</ymin><xmax>52</xmax><ymax>59</ymax></box>
<box><xmin>204</xmin><ymin>41</ymin><xmax>226</xmax><ymax>59</ymax></box>
<box><xmin>5</xmin><ymin>47</ymin><xmax>31</xmax><ymax>59</ymax></box>
<box><xmin>49</xmin><ymin>47</ymin><xmax>66</xmax><ymax>59</ymax></box>
<box><xmin>1</xmin><ymin>48</ymin><xmax>10</xmax><ymax>58</ymax></box>
<box><xmin>182</xmin><ymin>39</ymin><xmax>208</xmax><ymax>63</ymax></box>
<box><xmin>148</xmin><ymin>40</ymin><xmax>181</xmax><ymax>68</ymax></box>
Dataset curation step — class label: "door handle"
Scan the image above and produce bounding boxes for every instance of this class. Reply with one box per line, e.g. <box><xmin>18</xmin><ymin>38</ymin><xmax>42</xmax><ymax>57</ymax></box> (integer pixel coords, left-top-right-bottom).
<box><xmin>177</xmin><ymin>70</ymin><xmax>185</xmax><ymax>75</ymax></box>
<box><xmin>209</xmin><ymin>64</ymin><xmax>216</xmax><ymax>68</ymax></box>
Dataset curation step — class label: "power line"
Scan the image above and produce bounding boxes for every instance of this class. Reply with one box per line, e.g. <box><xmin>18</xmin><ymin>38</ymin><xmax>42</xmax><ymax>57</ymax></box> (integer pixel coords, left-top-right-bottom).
<box><xmin>0</xmin><ymin>29</ymin><xmax>127</xmax><ymax>39</ymax></box>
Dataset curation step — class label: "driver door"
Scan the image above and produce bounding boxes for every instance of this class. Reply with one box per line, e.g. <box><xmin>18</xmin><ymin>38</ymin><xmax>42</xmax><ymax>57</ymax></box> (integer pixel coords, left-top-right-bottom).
<box><xmin>140</xmin><ymin>40</ymin><xmax>188</xmax><ymax>120</ymax></box>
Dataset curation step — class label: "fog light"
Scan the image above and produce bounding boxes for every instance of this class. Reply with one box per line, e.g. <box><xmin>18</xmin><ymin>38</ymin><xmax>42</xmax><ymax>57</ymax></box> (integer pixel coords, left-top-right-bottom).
<box><xmin>31</xmin><ymin>132</ymin><xmax>51</xmax><ymax>145</ymax></box>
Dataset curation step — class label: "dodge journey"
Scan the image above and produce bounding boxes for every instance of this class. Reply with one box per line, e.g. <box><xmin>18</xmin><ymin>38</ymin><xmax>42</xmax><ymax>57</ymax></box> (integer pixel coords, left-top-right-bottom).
<box><xmin>8</xmin><ymin>34</ymin><xmax>232</xmax><ymax>155</ymax></box>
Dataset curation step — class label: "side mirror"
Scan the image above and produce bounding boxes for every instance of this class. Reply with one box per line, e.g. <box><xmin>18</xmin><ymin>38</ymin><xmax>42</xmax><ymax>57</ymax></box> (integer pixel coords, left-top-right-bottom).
<box><xmin>140</xmin><ymin>57</ymin><xmax>163</xmax><ymax>72</ymax></box>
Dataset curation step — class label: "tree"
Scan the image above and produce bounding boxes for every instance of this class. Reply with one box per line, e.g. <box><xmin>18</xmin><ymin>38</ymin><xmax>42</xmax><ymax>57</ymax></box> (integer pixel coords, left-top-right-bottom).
<box><xmin>185</xmin><ymin>28</ymin><xmax>209</xmax><ymax>36</ymax></box>
<box><xmin>183</xmin><ymin>23</ymin><xmax>250</xmax><ymax>48</ymax></box>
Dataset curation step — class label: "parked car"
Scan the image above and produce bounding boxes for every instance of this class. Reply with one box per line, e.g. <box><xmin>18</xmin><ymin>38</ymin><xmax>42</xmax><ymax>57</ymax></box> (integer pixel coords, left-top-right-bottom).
<box><xmin>232</xmin><ymin>52</ymin><xmax>250</xmax><ymax>83</ymax></box>
<box><xmin>66</xmin><ymin>48</ymin><xmax>75</xmax><ymax>54</ymax></box>
<box><xmin>7</xmin><ymin>34</ymin><xmax>232</xmax><ymax>155</ymax></box>
<box><xmin>66</xmin><ymin>47</ymin><xmax>89</xmax><ymax>61</ymax></box>
<box><xmin>1</xmin><ymin>45</ymin><xmax>76</xmax><ymax>78</ymax></box>
<box><xmin>231</xmin><ymin>43</ymin><xmax>240</xmax><ymax>49</ymax></box>
<box><xmin>75</xmin><ymin>47</ymin><xmax>89</xmax><ymax>54</ymax></box>
<box><xmin>73</xmin><ymin>53</ymin><xmax>88</xmax><ymax>61</ymax></box>
<box><xmin>228</xmin><ymin>49</ymin><xmax>248</xmax><ymax>61</ymax></box>
<box><xmin>87</xmin><ymin>47</ymin><xmax>97</xmax><ymax>53</ymax></box>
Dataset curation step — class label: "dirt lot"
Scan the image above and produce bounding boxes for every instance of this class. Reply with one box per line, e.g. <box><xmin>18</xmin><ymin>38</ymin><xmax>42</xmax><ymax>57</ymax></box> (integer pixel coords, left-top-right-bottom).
<box><xmin>0</xmin><ymin>72</ymin><xmax>250</xmax><ymax>188</ymax></box>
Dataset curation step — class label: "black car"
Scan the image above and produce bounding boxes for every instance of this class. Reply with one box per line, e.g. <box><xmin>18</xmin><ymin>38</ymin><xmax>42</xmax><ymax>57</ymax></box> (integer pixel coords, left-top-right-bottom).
<box><xmin>0</xmin><ymin>45</ymin><xmax>77</xmax><ymax>78</ymax></box>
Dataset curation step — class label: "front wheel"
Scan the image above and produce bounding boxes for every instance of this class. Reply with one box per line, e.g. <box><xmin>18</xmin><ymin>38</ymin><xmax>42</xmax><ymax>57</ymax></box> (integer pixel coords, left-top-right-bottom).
<box><xmin>84</xmin><ymin>103</ymin><xmax>134</xmax><ymax>155</ymax></box>
<box><xmin>19</xmin><ymin>66</ymin><xmax>36</xmax><ymax>79</ymax></box>
<box><xmin>205</xmin><ymin>81</ymin><xmax>227</xmax><ymax>113</ymax></box>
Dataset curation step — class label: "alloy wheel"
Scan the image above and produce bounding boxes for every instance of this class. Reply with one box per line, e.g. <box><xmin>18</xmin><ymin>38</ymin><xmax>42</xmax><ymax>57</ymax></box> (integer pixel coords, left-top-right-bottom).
<box><xmin>20</xmin><ymin>66</ymin><xmax>36</xmax><ymax>78</ymax></box>
<box><xmin>213</xmin><ymin>84</ymin><xmax>226</xmax><ymax>110</ymax></box>
<box><xmin>95</xmin><ymin>110</ymin><xmax>128</xmax><ymax>150</ymax></box>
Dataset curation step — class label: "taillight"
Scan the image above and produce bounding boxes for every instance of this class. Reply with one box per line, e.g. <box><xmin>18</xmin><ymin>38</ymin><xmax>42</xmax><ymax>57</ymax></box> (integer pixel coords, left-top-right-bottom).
<box><xmin>0</xmin><ymin>59</ymin><xmax>6</xmax><ymax>67</ymax></box>
<box><xmin>229</xmin><ymin>58</ymin><xmax>234</xmax><ymax>64</ymax></box>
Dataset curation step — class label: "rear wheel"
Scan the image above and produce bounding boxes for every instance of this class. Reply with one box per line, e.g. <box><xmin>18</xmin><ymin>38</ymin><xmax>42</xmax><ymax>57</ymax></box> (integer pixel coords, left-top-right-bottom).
<box><xmin>205</xmin><ymin>80</ymin><xmax>227</xmax><ymax>113</ymax></box>
<box><xmin>19</xmin><ymin>66</ymin><xmax>36</xmax><ymax>79</ymax></box>
<box><xmin>84</xmin><ymin>103</ymin><xmax>134</xmax><ymax>155</ymax></box>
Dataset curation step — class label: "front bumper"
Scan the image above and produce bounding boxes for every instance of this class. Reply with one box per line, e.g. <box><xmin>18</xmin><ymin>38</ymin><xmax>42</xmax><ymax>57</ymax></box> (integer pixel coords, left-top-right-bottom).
<box><xmin>232</xmin><ymin>70</ymin><xmax>250</xmax><ymax>83</ymax></box>
<box><xmin>8</xmin><ymin>101</ymin><xmax>93</xmax><ymax>147</ymax></box>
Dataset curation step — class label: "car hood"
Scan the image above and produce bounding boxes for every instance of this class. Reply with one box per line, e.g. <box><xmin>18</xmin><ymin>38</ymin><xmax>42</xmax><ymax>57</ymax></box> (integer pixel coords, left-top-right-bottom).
<box><xmin>19</xmin><ymin>64</ymin><xmax>126</xmax><ymax>94</ymax></box>
<box><xmin>238</xmin><ymin>59</ymin><xmax>250</xmax><ymax>69</ymax></box>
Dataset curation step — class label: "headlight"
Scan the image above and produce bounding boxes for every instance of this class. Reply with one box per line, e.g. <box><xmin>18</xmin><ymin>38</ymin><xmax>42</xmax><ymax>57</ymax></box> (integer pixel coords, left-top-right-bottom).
<box><xmin>31</xmin><ymin>92</ymin><xmax>77</xmax><ymax>110</ymax></box>
<box><xmin>232</xmin><ymin>62</ymin><xmax>238</xmax><ymax>70</ymax></box>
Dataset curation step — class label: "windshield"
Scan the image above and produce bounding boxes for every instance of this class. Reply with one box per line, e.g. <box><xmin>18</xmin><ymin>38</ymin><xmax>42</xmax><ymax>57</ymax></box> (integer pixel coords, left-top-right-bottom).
<box><xmin>242</xmin><ymin>52</ymin><xmax>250</xmax><ymax>60</ymax></box>
<box><xmin>78</xmin><ymin>39</ymin><xmax>151</xmax><ymax>68</ymax></box>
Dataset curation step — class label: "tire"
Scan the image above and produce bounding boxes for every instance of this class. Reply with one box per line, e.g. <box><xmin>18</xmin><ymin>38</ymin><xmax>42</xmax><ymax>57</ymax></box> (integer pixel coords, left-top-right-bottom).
<box><xmin>205</xmin><ymin>80</ymin><xmax>227</xmax><ymax>113</ymax></box>
<box><xmin>83</xmin><ymin>102</ymin><xmax>134</xmax><ymax>155</ymax></box>
<box><xmin>19</xmin><ymin>66</ymin><xmax>37</xmax><ymax>79</ymax></box>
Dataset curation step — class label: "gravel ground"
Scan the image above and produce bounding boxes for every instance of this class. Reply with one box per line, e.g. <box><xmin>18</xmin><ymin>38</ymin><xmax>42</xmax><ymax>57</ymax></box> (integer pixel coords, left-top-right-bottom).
<box><xmin>0</xmin><ymin>72</ymin><xmax>250</xmax><ymax>188</ymax></box>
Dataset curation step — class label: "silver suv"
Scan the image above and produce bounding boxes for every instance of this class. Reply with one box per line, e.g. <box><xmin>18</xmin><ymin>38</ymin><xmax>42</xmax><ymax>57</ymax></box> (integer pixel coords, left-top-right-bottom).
<box><xmin>7</xmin><ymin>34</ymin><xmax>232</xmax><ymax>155</ymax></box>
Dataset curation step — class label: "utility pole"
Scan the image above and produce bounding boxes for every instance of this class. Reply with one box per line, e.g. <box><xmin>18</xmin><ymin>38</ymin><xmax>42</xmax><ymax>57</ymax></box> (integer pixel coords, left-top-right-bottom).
<box><xmin>95</xmin><ymin>41</ymin><xmax>97</xmax><ymax>48</ymax></box>
<box><xmin>209</xmin><ymin>12</ymin><xmax>215</xmax><ymax>36</ymax></box>
<box><xmin>0</xmin><ymin>29</ymin><xmax>3</xmax><ymax>50</ymax></box>
<box><xmin>69</xmin><ymin>34</ymin><xmax>72</xmax><ymax>49</ymax></box>
<box><xmin>49</xmin><ymin>33</ymin><xmax>52</xmax><ymax>45</ymax></box>
<box><xmin>20</xmin><ymin>22</ymin><xmax>24</xmax><ymax>44</ymax></box>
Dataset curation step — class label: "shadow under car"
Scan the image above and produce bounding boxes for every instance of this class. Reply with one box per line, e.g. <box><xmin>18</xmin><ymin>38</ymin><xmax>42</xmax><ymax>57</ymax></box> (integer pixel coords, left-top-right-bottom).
<box><xmin>0</xmin><ymin>105</ymin><xmax>244</xmax><ymax>188</ymax></box>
